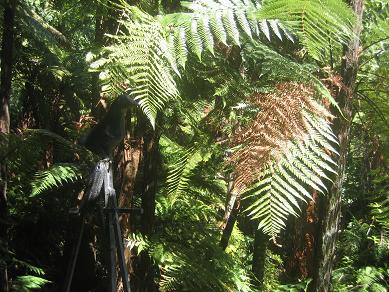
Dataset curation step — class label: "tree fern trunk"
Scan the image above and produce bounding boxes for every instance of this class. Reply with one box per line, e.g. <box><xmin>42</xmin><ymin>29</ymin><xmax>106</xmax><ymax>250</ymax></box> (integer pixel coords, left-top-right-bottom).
<box><xmin>140</xmin><ymin>126</ymin><xmax>159</xmax><ymax>236</ymax></box>
<box><xmin>219</xmin><ymin>177</ymin><xmax>240</xmax><ymax>250</ymax></box>
<box><xmin>282</xmin><ymin>193</ymin><xmax>318</xmax><ymax>282</ymax></box>
<box><xmin>117</xmin><ymin>128</ymin><xmax>142</xmax><ymax>271</ymax></box>
<box><xmin>138</xmin><ymin>123</ymin><xmax>160</xmax><ymax>292</ymax></box>
<box><xmin>0</xmin><ymin>1</ymin><xmax>16</xmax><ymax>291</ymax></box>
<box><xmin>309</xmin><ymin>1</ymin><xmax>364</xmax><ymax>291</ymax></box>
<box><xmin>219</xmin><ymin>199</ymin><xmax>240</xmax><ymax>250</ymax></box>
<box><xmin>252</xmin><ymin>229</ymin><xmax>268</xmax><ymax>291</ymax></box>
<box><xmin>129</xmin><ymin>115</ymin><xmax>160</xmax><ymax>292</ymax></box>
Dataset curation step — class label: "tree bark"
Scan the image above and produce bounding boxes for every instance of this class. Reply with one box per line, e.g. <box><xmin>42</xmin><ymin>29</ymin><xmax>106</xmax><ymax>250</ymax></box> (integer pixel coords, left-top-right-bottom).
<box><xmin>121</xmin><ymin>113</ymin><xmax>160</xmax><ymax>292</ymax></box>
<box><xmin>252</xmin><ymin>229</ymin><xmax>269</xmax><ymax>291</ymax></box>
<box><xmin>0</xmin><ymin>1</ymin><xmax>16</xmax><ymax>291</ymax></box>
<box><xmin>309</xmin><ymin>1</ymin><xmax>364</xmax><ymax>291</ymax></box>
<box><xmin>282</xmin><ymin>193</ymin><xmax>319</xmax><ymax>282</ymax></box>
<box><xmin>136</xmin><ymin>121</ymin><xmax>160</xmax><ymax>292</ymax></box>
<box><xmin>219</xmin><ymin>182</ymin><xmax>240</xmax><ymax>250</ymax></box>
<box><xmin>219</xmin><ymin>199</ymin><xmax>240</xmax><ymax>250</ymax></box>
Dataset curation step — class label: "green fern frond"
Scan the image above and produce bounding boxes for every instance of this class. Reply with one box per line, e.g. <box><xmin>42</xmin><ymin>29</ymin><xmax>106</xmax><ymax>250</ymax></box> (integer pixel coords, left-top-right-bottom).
<box><xmin>244</xmin><ymin>127</ymin><xmax>338</xmax><ymax>236</ymax></box>
<box><xmin>138</xmin><ymin>183</ymin><xmax>252</xmax><ymax>291</ymax></box>
<box><xmin>160</xmin><ymin>0</ymin><xmax>288</xmax><ymax>67</ymax></box>
<box><xmin>126</xmin><ymin>233</ymin><xmax>150</xmax><ymax>254</ymax></box>
<box><xmin>12</xmin><ymin>258</ymin><xmax>45</xmax><ymax>276</ymax></box>
<box><xmin>356</xmin><ymin>267</ymin><xmax>388</xmax><ymax>291</ymax></box>
<box><xmin>237</xmin><ymin>85</ymin><xmax>339</xmax><ymax>237</ymax></box>
<box><xmin>370</xmin><ymin>197</ymin><xmax>389</xmax><ymax>231</ymax></box>
<box><xmin>31</xmin><ymin>163</ymin><xmax>83</xmax><ymax>197</ymax></box>
<box><xmin>90</xmin><ymin>0</ymin><xmax>352</xmax><ymax>126</ymax></box>
<box><xmin>166</xmin><ymin>145</ymin><xmax>205</xmax><ymax>202</ymax></box>
<box><xmin>12</xmin><ymin>276</ymin><xmax>51</xmax><ymax>291</ymax></box>
<box><xmin>198</xmin><ymin>15</ymin><xmax>215</xmax><ymax>55</ymax></box>
<box><xmin>256</xmin><ymin>0</ymin><xmax>354</xmax><ymax>59</ymax></box>
<box><xmin>25</xmin><ymin>129</ymin><xmax>80</xmax><ymax>152</ymax></box>
<box><xmin>161</xmin><ymin>0</ymin><xmax>352</xmax><ymax>66</ymax></box>
<box><xmin>156</xmin><ymin>243</ymin><xmax>249</xmax><ymax>292</ymax></box>
<box><xmin>90</xmin><ymin>5</ymin><xmax>179</xmax><ymax>127</ymax></box>
<box><xmin>187</xmin><ymin>20</ymin><xmax>203</xmax><ymax>60</ymax></box>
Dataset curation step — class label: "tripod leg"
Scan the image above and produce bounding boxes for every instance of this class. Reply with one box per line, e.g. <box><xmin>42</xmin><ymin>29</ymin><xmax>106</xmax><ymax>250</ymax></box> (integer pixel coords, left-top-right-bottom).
<box><xmin>63</xmin><ymin>215</ymin><xmax>85</xmax><ymax>292</ymax></box>
<box><xmin>111</xmin><ymin>197</ymin><xmax>131</xmax><ymax>292</ymax></box>
<box><xmin>107</xmin><ymin>211</ymin><xmax>117</xmax><ymax>292</ymax></box>
<box><xmin>104</xmin><ymin>160</ymin><xmax>130</xmax><ymax>291</ymax></box>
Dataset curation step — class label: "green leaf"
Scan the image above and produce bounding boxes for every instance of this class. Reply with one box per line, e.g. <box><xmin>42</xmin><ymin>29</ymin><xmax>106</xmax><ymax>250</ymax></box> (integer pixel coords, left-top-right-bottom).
<box><xmin>31</xmin><ymin>163</ymin><xmax>83</xmax><ymax>196</ymax></box>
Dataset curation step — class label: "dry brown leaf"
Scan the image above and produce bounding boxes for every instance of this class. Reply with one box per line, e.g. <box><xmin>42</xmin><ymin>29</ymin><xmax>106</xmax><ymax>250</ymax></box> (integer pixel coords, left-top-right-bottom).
<box><xmin>229</xmin><ymin>82</ymin><xmax>331</xmax><ymax>193</ymax></box>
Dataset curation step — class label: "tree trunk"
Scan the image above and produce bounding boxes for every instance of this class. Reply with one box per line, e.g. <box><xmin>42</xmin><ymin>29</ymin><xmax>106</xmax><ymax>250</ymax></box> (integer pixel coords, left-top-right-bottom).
<box><xmin>309</xmin><ymin>1</ymin><xmax>364</xmax><ymax>291</ymax></box>
<box><xmin>118</xmin><ymin>113</ymin><xmax>160</xmax><ymax>292</ymax></box>
<box><xmin>135</xmin><ymin>120</ymin><xmax>160</xmax><ymax>292</ymax></box>
<box><xmin>282</xmin><ymin>193</ymin><xmax>319</xmax><ymax>282</ymax></box>
<box><xmin>0</xmin><ymin>1</ymin><xmax>16</xmax><ymax>291</ymax></box>
<box><xmin>252</xmin><ymin>229</ymin><xmax>269</xmax><ymax>291</ymax></box>
<box><xmin>219</xmin><ymin>198</ymin><xmax>240</xmax><ymax>250</ymax></box>
<box><xmin>219</xmin><ymin>175</ymin><xmax>241</xmax><ymax>250</ymax></box>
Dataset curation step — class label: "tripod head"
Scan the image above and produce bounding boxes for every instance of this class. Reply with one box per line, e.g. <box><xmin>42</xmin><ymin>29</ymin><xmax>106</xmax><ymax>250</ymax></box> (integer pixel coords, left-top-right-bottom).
<box><xmin>81</xmin><ymin>94</ymin><xmax>139</xmax><ymax>157</ymax></box>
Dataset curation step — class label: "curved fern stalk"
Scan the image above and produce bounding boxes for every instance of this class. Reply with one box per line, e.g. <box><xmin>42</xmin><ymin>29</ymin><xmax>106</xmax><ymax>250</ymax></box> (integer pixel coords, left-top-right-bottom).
<box><xmin>159</xmin><ymin>0</ymin><xmax>291</xmax><ymax>68</ymax></box>
<box><xmin>90</xmin><ymin>6</ymin><xmax>179</xmax><ymax>127</ymax></box>
<box><xmin>31</xmin><ymin>163</ymin><xmax>84</xmax><ymax>197</ymax></box>
<box><xmin>25</xmin><ymin>129</ymin><xmax>78</xmax><ymax>150</ymax></box>
<box><xmin>18</xmin><ymin>1</ymin><xmax>69</xmax><ymax>48</ymax></box>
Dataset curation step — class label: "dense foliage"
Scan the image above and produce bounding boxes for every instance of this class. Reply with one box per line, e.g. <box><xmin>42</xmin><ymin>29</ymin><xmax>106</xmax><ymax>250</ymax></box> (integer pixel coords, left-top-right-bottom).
<box><xmin>0</xmin><ymin>0</ymin><xmax>388</xmax><ymax>291</ymax></box>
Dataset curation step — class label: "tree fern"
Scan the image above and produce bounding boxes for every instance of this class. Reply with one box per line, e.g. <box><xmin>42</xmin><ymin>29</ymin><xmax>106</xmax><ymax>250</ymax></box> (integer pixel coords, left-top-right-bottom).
<box><xmin>256</xmin><ymin>0</ymin><xmax>354</xmax><ymax>60</ymax></box>
<box><xmin>164</xmin><ymin>138</ymin><xmax>211</xmax><ymax>203</ymax></box>
<box><xmin>230</xmin><ymin>82</ymin><xmax>338</xmax><ymax>236</ymax></box>
<box><xmin>92</xmin><ymin>0</ymin><xmax>353</xmax><ymax>126</ymax></box>
<box><xmin>30</xmin><ymin>163</ymin><xmax>83</xmax><ymax>197</ymax></box>
<box><xmin>160</xmin><ymin>0</ymin><xmax>291</xmax><ymax>67</ymax></box>
<box><xmin>134</xmin><ymin>195</ymin><xmax>252</xmax><ymax>292</ymax></box>
<box><xmin>370</xmin><ymin>196</ymin><xmax>389</xmax><ymax>231</ymax></box>
<box><xmin>90</xmin><ymin>4</ymin><xmax>179</xmax><ymax>127</ymax></box>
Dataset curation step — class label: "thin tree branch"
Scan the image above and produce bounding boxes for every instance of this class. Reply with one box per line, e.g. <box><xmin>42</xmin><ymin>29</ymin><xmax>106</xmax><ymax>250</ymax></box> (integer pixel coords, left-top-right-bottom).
<box><xmin>356</xmin><ymin>92</ymin><xmax>389</xmax><ymax>130</ymax></box>
<box><xmin>362</xmin><ymin>36</ymin><xmax>389</xmax><ymax>52</ymax></box>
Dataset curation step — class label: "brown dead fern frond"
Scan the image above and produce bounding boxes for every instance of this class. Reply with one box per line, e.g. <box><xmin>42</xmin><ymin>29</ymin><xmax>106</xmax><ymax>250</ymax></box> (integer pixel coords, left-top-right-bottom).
<box><xmin>229</xmin><ymin>82</ymin><xmax>332</xmax><ymax>193</ymax></box>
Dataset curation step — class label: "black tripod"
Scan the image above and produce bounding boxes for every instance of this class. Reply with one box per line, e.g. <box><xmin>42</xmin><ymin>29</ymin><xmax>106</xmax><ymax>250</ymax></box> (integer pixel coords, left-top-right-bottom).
<box><xmin>64</xmin><ymin>159</ymin><xmax>138</xmax><ymax>292</ymax></box>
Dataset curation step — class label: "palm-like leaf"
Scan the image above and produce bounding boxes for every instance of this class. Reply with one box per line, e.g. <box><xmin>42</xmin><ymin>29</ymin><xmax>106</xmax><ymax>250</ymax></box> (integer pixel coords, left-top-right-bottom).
<box><xmin>165</xmin><ymin>137</ymin><xmax>212</xmax><ymax>202</ymax></box>
<box><xmin>90</xmin><ymin>6</ymin><xmax>179</xmax><ymax>127</ymax></box>
<box><xmin>230</xmin><ymin>82</ymin><xmax>338</xmax><ymax>236</ymax></box>
<box><xmin>91</xmin><ymin>0</ymin><xmax>353</xmax><ymax>126</ymax></box>
<box><xmin>370</xmin><ymin>196</ymin><xmax>389</xmax><ymax>231</ymax></box>
<box><xmin>160</xmin><ymin>0</ymin><xmax>291</xmax><ymax>68</ymax></box>
<box><xmin>30</xmin><ymin>163</ymin><xmax>83</xmax><ymax>196</ymax></box>
<box><xmin>256</xmin><ymin>0</ymin><xmax>354</xmax><ymax>59</ymax></box>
